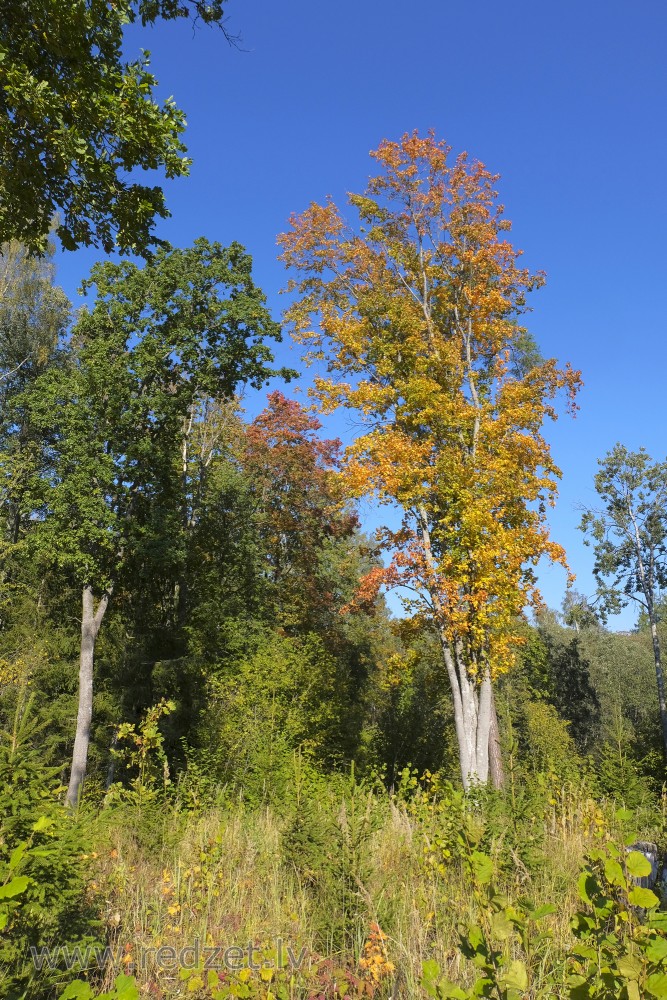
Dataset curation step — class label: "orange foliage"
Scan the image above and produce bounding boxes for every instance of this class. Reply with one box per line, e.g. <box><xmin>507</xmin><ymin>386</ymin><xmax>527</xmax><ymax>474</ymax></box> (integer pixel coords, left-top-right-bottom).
<box><xmin>279</xmin><ymin>132</ymin><xmax>581</xmax><ymax>680</ymax></box>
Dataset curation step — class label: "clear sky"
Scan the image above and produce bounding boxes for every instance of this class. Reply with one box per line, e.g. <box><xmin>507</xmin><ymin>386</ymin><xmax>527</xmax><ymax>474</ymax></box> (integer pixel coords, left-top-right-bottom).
<box><xmin>53</xmin><ymin>0</ymin><xmax>667</xmax><ymax>629</ymax></box>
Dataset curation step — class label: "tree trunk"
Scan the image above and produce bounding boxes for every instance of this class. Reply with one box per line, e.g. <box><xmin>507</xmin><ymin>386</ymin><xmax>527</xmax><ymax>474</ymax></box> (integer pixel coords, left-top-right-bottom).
<box><xmin>439</xmin><ymin>635</ymin><xmax>492</xmax><ymax>791</ymax></box>
<box><xmin>474</xmin><ymin>667</ymin><xmax>492</xmax><ymax>785</ymax></box>
<box><xmin>422</xmin><ymin>513</ymin><xmax>492</xmax><ymax>790</ymax></box>
<box><xmin>649</xmin><ymin>613</ymin><xmax>667</xmax><ymax>761</ymax></box>
<box><xmin>488</xmin><ymin>685</ymin><xmax>505</xmax><ymax>790</ymax></box>
<box><xmin>65</xmin><ymin>584</ymin><xmax>111</xmax><ymax>808</ymax></box>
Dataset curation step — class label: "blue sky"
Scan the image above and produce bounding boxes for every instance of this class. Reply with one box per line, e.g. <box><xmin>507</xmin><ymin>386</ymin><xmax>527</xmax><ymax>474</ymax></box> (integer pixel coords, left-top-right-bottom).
<box><xmin>54</xmin><ymin>0</ymin><xmax>667</xmax><ymax>629</ymax></box>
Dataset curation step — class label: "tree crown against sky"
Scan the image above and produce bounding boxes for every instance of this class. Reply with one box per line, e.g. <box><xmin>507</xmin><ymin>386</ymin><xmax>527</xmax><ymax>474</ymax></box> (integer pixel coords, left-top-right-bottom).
<box><xmin>279</xmin><ymin>132</ymin><xmax>581</xmax><ymax>786</ymax></box>
<box><xmin>280</xmin><ymin>132</ymin><xmax>581</xmax><ymax>670</ymax></box>
<box><xmin>0</xmin><ymin>0</ymin><xmax>235</xmax><ymax>254</ymax></box>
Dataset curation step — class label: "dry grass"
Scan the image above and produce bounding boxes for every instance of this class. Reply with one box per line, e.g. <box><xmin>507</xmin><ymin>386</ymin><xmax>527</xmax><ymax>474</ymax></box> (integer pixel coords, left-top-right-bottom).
<box><xmin>83</xmin><ymin>781</ymin><xmax>639</xmax><ymax>997</ymax></box>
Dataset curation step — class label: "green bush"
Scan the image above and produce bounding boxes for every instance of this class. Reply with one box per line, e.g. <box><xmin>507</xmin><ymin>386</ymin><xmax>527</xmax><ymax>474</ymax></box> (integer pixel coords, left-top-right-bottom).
<box><xmin>0</xmin><ymin>701</ymin><xmax>101</xmax><ymax>999</ymax></box>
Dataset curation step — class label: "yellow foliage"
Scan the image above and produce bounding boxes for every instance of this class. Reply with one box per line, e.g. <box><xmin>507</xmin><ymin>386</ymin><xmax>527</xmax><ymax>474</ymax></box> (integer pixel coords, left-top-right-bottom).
<box><xmin>279</xmin><ymin>132</ymin><xmax>581</xmax><ymax>683</ymax></box>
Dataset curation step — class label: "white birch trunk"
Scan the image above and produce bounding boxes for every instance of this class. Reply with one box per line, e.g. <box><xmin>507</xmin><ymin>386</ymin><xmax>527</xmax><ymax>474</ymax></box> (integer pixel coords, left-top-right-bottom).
<box><xmin>65</xmin><ymin>584</ymin><xmax>111</xmax><ymax>808</ymax></box>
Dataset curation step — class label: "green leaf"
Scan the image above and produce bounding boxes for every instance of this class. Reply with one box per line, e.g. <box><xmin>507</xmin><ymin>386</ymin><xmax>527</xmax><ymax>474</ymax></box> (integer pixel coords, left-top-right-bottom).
<box><xmin>112</xmin><ymin>976</ymin><xmax>139</xmax><ymax>1000</ymax></box>
<box><xmin>490</xmin><ymin>910</ymin><xmax>514</xmax><ymax>941</ymax></box>
<box><xmin>8</xmin><ymin>842</ymin><xmax>28</xmax><ymax>871</ymax></box>
<box><xmin>435</xmin><ymin>983</ymin><xmax>468</xmax><ymax>999</ymax></box>
<box><xmin>578</xmin><ymin>871</ymin><xmax>598</xmax><ymax>904</ymax></box>
<box><xmin>470</xmin><ymin>976</ymin><xmax>493</xmax><ymax>995</ymax></box>
<box><xmin>422</xmin><ymin>959</ymin><xmax>441</xmax><ymax>983</ymax></box>
<box><xmin>470</xmin><ymin>851</ymin><xmax>493</xmax><ymax>885</ymax></box>
<box><xmin>32</xmin><ymin>815</ymin><xmax>54</xmax><ymax>833</ymax></box>
<box><xmin>498</xmin><ymin>959</ymin><xmax>528</xmax><ymax>992</ymax></box>
<box><xmin>627</xmin><ymin>851</ymin><xmax>654</xmax><ymax>879</ymax></box>
<box><xmin>605</xmin><ymin>857</ymin><xmax>626</xmax><ymax>887</ymax></box>
<box><xmin>530</xmin><ymin>903</ymin><xmax>557</xmax><ymax>921</ymax></box>
<box><xmin>0</xmin><ymin>876</ymin><xmax>29</xmax><ymax>899</ymax></box>
<box><xmin>462</xmin><ymin>923</ymin><xmax>485</xmax><ymax>958</ymax></box>
<box><xmin>58</xmin><ymin>982</ymin><xmax>94</xmax><ymax>1000</ymax></box>
<box><xmin>628</xmin><ymin>886</ymin><xmax>659</xmax><ymax>909</ymax></box>
<box><xmin>645</xmin><ymin>972</ymin><xmax>667</xmax><ymax>998</ymax></box>
<box><xmin>646</xmin><ymin>938</ymin><xmax>667</xmax><ymax>962</ymax></box>
<box><xmin>617</xmin><ymin>955</ymin><xmax>642</xmax><ymax>980</ymax></box>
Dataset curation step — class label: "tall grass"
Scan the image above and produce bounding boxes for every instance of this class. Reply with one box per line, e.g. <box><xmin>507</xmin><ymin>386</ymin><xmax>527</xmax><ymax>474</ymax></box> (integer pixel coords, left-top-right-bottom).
<box><xmin>83</xmin><ymin>769</ymin><xmax>665</xmax><ymax>997</ymax></box>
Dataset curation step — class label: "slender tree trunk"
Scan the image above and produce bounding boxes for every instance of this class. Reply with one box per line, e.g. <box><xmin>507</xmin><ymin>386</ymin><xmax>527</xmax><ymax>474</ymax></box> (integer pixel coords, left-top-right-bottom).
<box><xmin>488</xmin><ymin>685</ymin><xmax>505</xmax><ymax>790</ymax></box>
<box><xmin>65</xmin><ymin>584</ymin><xmax>111</xmax><ymax>808</ymax></box>
<box><xmin>475</xmin><ymin>668</ymin><xmax>492</xmax><ymax>785</ymax></box>
<box><xmin>440</xmin><ymin>636</ymin><xmax>470</xmax><ymax>787</ymax></box>
<box><xmin>648</xmin><ymin>612</ymin><xmax>667</xmax><ymax>760</ymax></box>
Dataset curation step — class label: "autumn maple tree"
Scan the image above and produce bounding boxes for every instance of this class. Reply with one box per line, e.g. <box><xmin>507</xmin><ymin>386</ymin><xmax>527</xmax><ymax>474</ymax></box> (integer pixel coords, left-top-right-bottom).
<box><xmin>279</xmin><ymin>132</ymin><xmax>581</xmax><ymax>789</ymax></box>
<box><xmin>243</xmin><ymin>391</ymin><xmax>358</xmax><ymax>632</ymax></box>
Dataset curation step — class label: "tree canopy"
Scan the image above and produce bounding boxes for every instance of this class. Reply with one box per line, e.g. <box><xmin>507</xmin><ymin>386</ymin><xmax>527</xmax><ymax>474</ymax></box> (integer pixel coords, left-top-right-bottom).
<box><xmin>279</xmin><ymin>132</ymin><xmax>581</xmax><ymax>787</ymax></box>
<box><xmin>0</xmin><ymin>0</ymin><xmax>235</xmax><ymax>254</ymax></box>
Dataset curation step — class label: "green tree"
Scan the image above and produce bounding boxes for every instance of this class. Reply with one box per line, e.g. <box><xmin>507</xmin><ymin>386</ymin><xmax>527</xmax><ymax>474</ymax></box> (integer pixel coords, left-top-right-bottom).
<box><xmin>580</xmin><ymin>444</ymin><xmax>667</xmax><ymax>760</ymax></box>
<box><xmin>0</xmin><ymin>0</ymin><xmax>236</xmax><ymax>254</ymax></box>
<box><xmin>561</xmin><ymin>589</ymin><xmax>599</xmax><ymax>633</ymax></box>
<box><xmin>25</xmin><ymin>238</ymin><xmax>284</xmax><ymax>805</ymax></box>
<box><xmin>0</xmin><ymin>240</ymin><xmax>70</xmax><ymax>545</ymax></box>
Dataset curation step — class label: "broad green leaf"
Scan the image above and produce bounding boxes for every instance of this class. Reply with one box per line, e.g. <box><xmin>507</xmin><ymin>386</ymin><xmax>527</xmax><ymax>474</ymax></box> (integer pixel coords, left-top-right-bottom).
<box><xmin>498</xmin><ymin>959</ymin><xmax>528</xmax><ymax>992</ymax></box>
<box><xmin>435</xmin><ymin>982</ymin><xmax>468</xmax><ymax>999</ymax></box>
<box><xmin>617</xmin><ymin>954</ymin><xmax>642</xmax><ymax>979</ymax></box>
<box><xmin>58</xmin><ymin>982</ymin><xmax>94</xmax><ymax>1000</ymax></box>
<box><xmin>422</xmin><ymin>959</ymin><xmax>441</xmax><ymax>983</ymax></box>
<box><xmin>646</xmin><ymin>972</ymin><xmax>667</xmax><ymax>998</ymax></box>
<box><xmin>627</xmin><ymin>851</ymin><xmax>653</xmax><ymax>879</ymax></box>
<box><xmin>8</xmin><ymin>842</ymin><xmax>27</xmax><ymax>871</ymax></box>
<box><xmin>32</xmin><ymin>815</ymin><xmax>54</xmax><ymax>833</ymax></box>
<box><xmin>490</xmin><ymin>910</ymin><xmax>514</xmax><ymax>940</ymax></box>
<box><xmin>604</xmin><ymin>857</ymin><xmax>625</xmax><ymax>887</ymax></box>
<box><xmin>112</xmin><ymin>976</ymin><xmax>139</xmax><ymax>1000</ymax></box>
<box><xmin>421</xmin><ymin>961</ymin><xmax>440</xmax><ymax>999</ymax></box>
<box><xmin>531</xmin><ymin>903</ymin><xmax>557</xmax><ymax>921</ymax></box>
<box><xmin>578</xmin><ymin>871</ymin><xmax>596</xmax><ymax>904</ymax></box>
<box><xmin>647</xmin><ymin>938</ymin><xmax>667</xmax><ymax>963</ymax></box>
<box><xmin>572</xmin><ymin>944</ymin><xmax>597</xmax><ymax>960</ymax></box>
<box><xmin>471</xmin><ymin>976</ymin><xmax>493</xmax><ymax>995</ymax></box>
<box><xmin>466</xmin><ymin>924</ymin><xmax>485</xmax><ymax>952</ymax></box>
<box><xmin>628</xmin><ymin>886</ymin><xmax>659</xmax><ymax>909</ymax></box>
<box><xmin>0</xmin><ymin>876</ymin><xmax>29</xmax><ymax>899</ymax></box>
<box><xmin>470</xmin><ymin>851</ymin><xmax>493</xmax><ymax>885</ymax></box>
